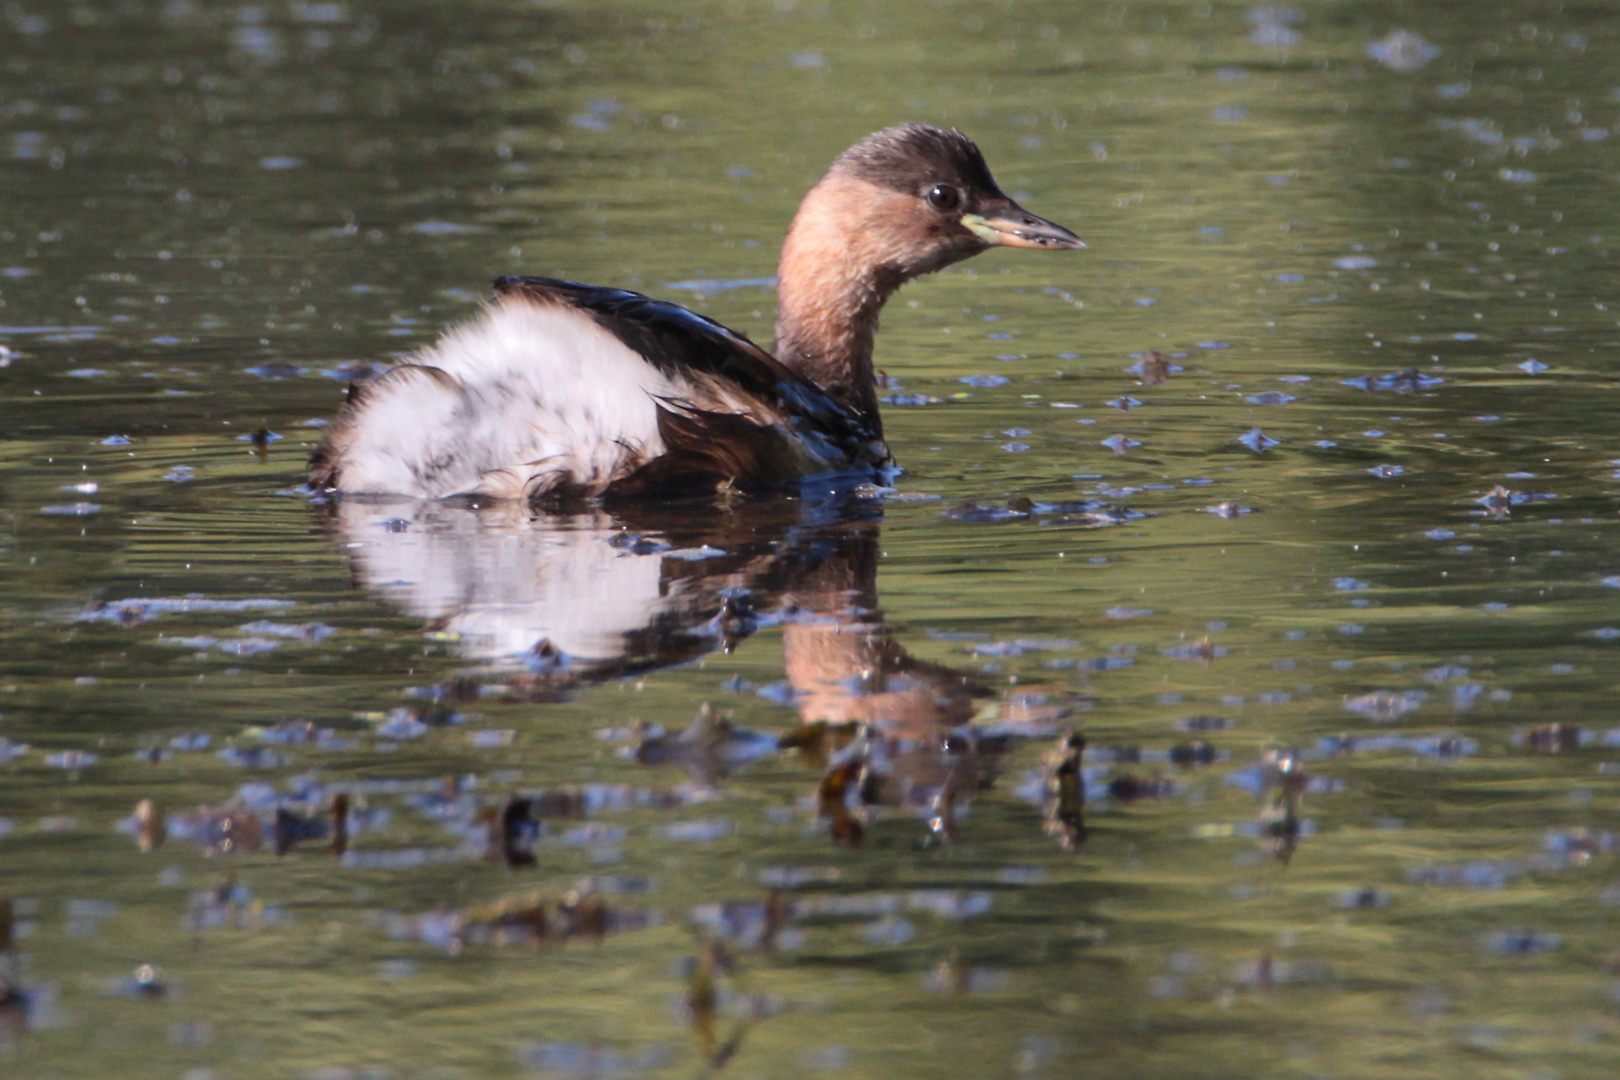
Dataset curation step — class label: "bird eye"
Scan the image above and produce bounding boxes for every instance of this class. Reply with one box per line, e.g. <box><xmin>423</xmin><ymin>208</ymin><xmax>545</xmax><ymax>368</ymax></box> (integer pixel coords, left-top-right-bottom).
<box><xmin>925</xmin><ymin>184</ymin><xmax>961</xmax><ymax>212</ymax></box>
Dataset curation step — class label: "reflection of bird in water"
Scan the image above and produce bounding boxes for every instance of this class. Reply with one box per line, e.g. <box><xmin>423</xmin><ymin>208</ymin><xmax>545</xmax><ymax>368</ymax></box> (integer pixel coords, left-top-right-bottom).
<box><xmin>327</xmin><ymin>494</ymin><xmax>877</xmax><ymax>684</ymax></box>
<box><xmin>310</xmin><ymin>123</ymin><xmax>1081</xmax><ymax>500</ymax></box>
<box><xmin>774</xmin><ymin>531</ymin><xmax>1082</xmax><ymax>844</ymax></box>
<box><xmin>326</xmin><ymin>495</ymin><xmax>1082</xmax><ymax>845</ymax></box>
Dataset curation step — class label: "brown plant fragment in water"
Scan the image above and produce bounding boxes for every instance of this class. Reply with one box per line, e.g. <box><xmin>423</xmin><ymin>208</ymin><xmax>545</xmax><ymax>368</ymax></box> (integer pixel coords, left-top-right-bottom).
<box><xmin>685</xmin><ymin>939</ymin><xmax>757</xmax><ymax>1072</ymax></box>
<box><xmin>1136</xmin><ymin>350</ymin><xmax>1173</xmax><ymax>385</ymax></box>
<box><xmin>134</xmin><ymin>798</ymin><xmax>165</xmax><ymax>853</ymax></box>
<box><xmin>1043</xmin><ymin>732</ymin><xmax>1087</xmax><ymax>850</ymax></box>
<box><xmin>1524</xmin><ymin>723</ymin><xmax>1583</xmax><ymax>754</ymax></box>
<box><xmin>817</xmin><ymin>755</ymin><xmax>866</xmax><ymax>847</ymax></box>
<box><xmin>1259</xmin><ymin>749</ymin><xmax>1307</xmax><ymax>866</ymax></box>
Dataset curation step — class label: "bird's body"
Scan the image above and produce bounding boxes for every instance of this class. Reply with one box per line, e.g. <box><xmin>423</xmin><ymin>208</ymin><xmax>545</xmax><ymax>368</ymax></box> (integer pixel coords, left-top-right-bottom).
<box><xmin>310</xmin><ymin>124</ymin><xmax>1081</xmax><ymax>501</ymax></box>
<box><xmin>310</xmin><ymin>277</ymin><xmax>885</xmax><ymax>500</ymax></box>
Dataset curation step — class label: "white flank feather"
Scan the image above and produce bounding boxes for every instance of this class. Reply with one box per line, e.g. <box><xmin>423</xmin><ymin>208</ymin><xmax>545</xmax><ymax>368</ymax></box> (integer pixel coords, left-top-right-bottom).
<box><xmin>333</xmin><ymin>298</ymin><xmax>692</xmax><ymax>498</ymax></box>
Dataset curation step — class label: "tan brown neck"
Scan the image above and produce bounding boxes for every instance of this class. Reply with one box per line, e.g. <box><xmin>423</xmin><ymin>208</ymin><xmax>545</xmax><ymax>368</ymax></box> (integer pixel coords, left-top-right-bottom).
<box><xmin>773</xmin><ymin>175</ymin><xmax>922</xmax><ymax>422</ymax></box>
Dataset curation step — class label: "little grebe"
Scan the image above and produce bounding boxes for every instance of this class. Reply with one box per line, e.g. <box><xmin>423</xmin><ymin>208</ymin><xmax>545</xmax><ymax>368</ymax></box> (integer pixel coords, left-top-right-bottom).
<box><xmin>309</xmin><ymin>123</ymin><xmax>1082</xmax><ymax>501</ymax></box>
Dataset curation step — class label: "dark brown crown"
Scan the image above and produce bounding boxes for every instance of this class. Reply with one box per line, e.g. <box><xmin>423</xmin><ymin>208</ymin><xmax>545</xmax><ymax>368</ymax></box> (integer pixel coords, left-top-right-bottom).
<box><xmin>829</xmin><ymin>123</ymin><xmax>1003</xmax><ymax>198</ymax></box>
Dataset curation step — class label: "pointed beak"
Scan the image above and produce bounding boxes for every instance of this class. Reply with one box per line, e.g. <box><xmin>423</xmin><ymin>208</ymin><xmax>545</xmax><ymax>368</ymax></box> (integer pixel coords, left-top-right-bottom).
<box><xmin>961</xmin><ymin>204</ymin><xmax>1085</xmax><ymax>250</ymax></box>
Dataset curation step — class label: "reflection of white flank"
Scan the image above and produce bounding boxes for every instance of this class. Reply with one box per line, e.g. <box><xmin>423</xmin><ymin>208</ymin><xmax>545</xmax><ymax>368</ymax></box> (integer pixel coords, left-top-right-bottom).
<box><xmin>336</xmin><ymin>500</ymin><xmax>695</xmax><ymax>665</ymax></box>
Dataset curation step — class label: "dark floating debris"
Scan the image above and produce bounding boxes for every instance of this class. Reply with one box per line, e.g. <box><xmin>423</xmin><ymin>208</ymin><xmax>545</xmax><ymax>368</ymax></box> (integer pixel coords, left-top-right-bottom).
<box><xmin>1043</xmin><ymin>733</ymin><xmax>1087</xmax><ymax>849</ymax></box>
<box><xmin>76</xmin><ymin>595</ymin><xmax>296</xmax><ymax>626</ymax></box>
<box><xmin>1340</xmin><ymin>369</ymin><xmax>1444</xmax><ymax>394</ymax></box>
<box><xmin>709</xmin><ymin>593</ymin><xmax>760</xmax><ymax>654</ymax></box>
<box><xmin>609</xmin><ymin>530</ymin><xmax>672</xmax><ymax>555</ymax></box>
<box><xmin>169</xmin><ymin>802</ymin><xmax>264</xmax><ymax>856</ymax></box>
<box><xmin>1335</xmin><ymin>886</ymin><xmax>1392</xmax><ymax>910</ymax></box>
<box><xmin>1107</xmin><ymin>773</ymin><xmax>1177</xmax><ymax>802</ymax></box>
<box><xmin>1474</xmin><ymin>484</ymin><xmax>1556</xmax><ymax>519</ymax></box>
<box><xmin>274</xmin><ymin>794</ymin><xmax>349</xmax><ymax>857</ymax></box>
<box><xmin>816</xmin><ymin>740</ymin><xmax>868</xmax><ymax>848</ymax></box>
<box><xmin>1480</xmin><ymin>929</ymin><xmax>1560</xmax><ymax>956</ymax></box>
<box><xmin>1238</xmin><ymin>428</ymin><xmax>1279</xmax><ymax>453</ymax></box>
<box><xmin>1257</xmin><ymin>750</ymin><xmax>1308</xmax><ymax>865</ymax></box>
<box><xmin>1125</xmin><ymin>350</ymin><xmax>1180</xmax><ymax>384</ymax></box>
<box><xmin>945</xmin><ymin>498</ymin><xmax>1142</xmax><ymax>528</ymax></box>
<box><xmin>408</xmin><ymin>883</ymin><xmax>660</xmax><ymax>954</ymax></box>
<box><xmin>1515</xmin><ymin>723</ymin><xmax>1590</xmax><ymax>754</ymax></box>
<box><xmin>1344</xmin><ymin>690</ymin><xmax>1426</xmax><ymax>721</ymax></box>
<box><xmin>1315</xmin><ymin>732</ymin><xmax>1478</xmax><ymax>760</ymax></box>
<box><xmin>244</xmin><ymin>361</ymin><xmax>306</xmax><ymax>379</ymax></box>
<box><xmin>1176</xmin><ymin>715</ymin><xmax>1234</xmax><ymax>732</ymax></box>
<box><xmin>689</xmin><ymin>891</ymin><xmax>794</xmax><ymax>953</ymax></box>
<box><xmin>1169</xmin><ymin>739</ymin><xmax>1219</xmax><ymax>766</ymax></box>
<box><xmin>882</xmin><ymin>392</ymin><xmax>941</xmax><ymax>406</ymax></box>
<box><xmin>488</xmin><ymin>795</ymin><xmax>538</xmax><ymax>867</ymax></box>
<box><xmin>245</xmin><ymin>425</ymin><xmax>279</xmax><ymax>457</ymax></box>
<box><xmin>321</xmin><ymin>359</ymin><xmax>388</xmax><ymax>381</ymax></box>
<box><xmin>632</xmin><ymin>704</ymin><xmax>781</xmax><ymax>785</ymax></box>
<box><xmin>109</xmin><ymin>964</ymin><xmax>168</xmax><ymax>1000</ymax></box>
<box><xmin>1162</xmin><ymin>637</ymin><xmax>1222</xmax><ymax>662</ymax></box>
<box><xmin>685</xmin><ymin>939</ymin><xmax>759</xmax><ymax>1069</ymax></box>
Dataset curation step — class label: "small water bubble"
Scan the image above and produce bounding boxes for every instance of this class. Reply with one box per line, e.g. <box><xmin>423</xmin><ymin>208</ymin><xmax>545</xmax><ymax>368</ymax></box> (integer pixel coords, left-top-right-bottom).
<box><xmin>1368</xmin><ymin>29</ymin><xmax>1439</xmax><ymax>72</ymax></box>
